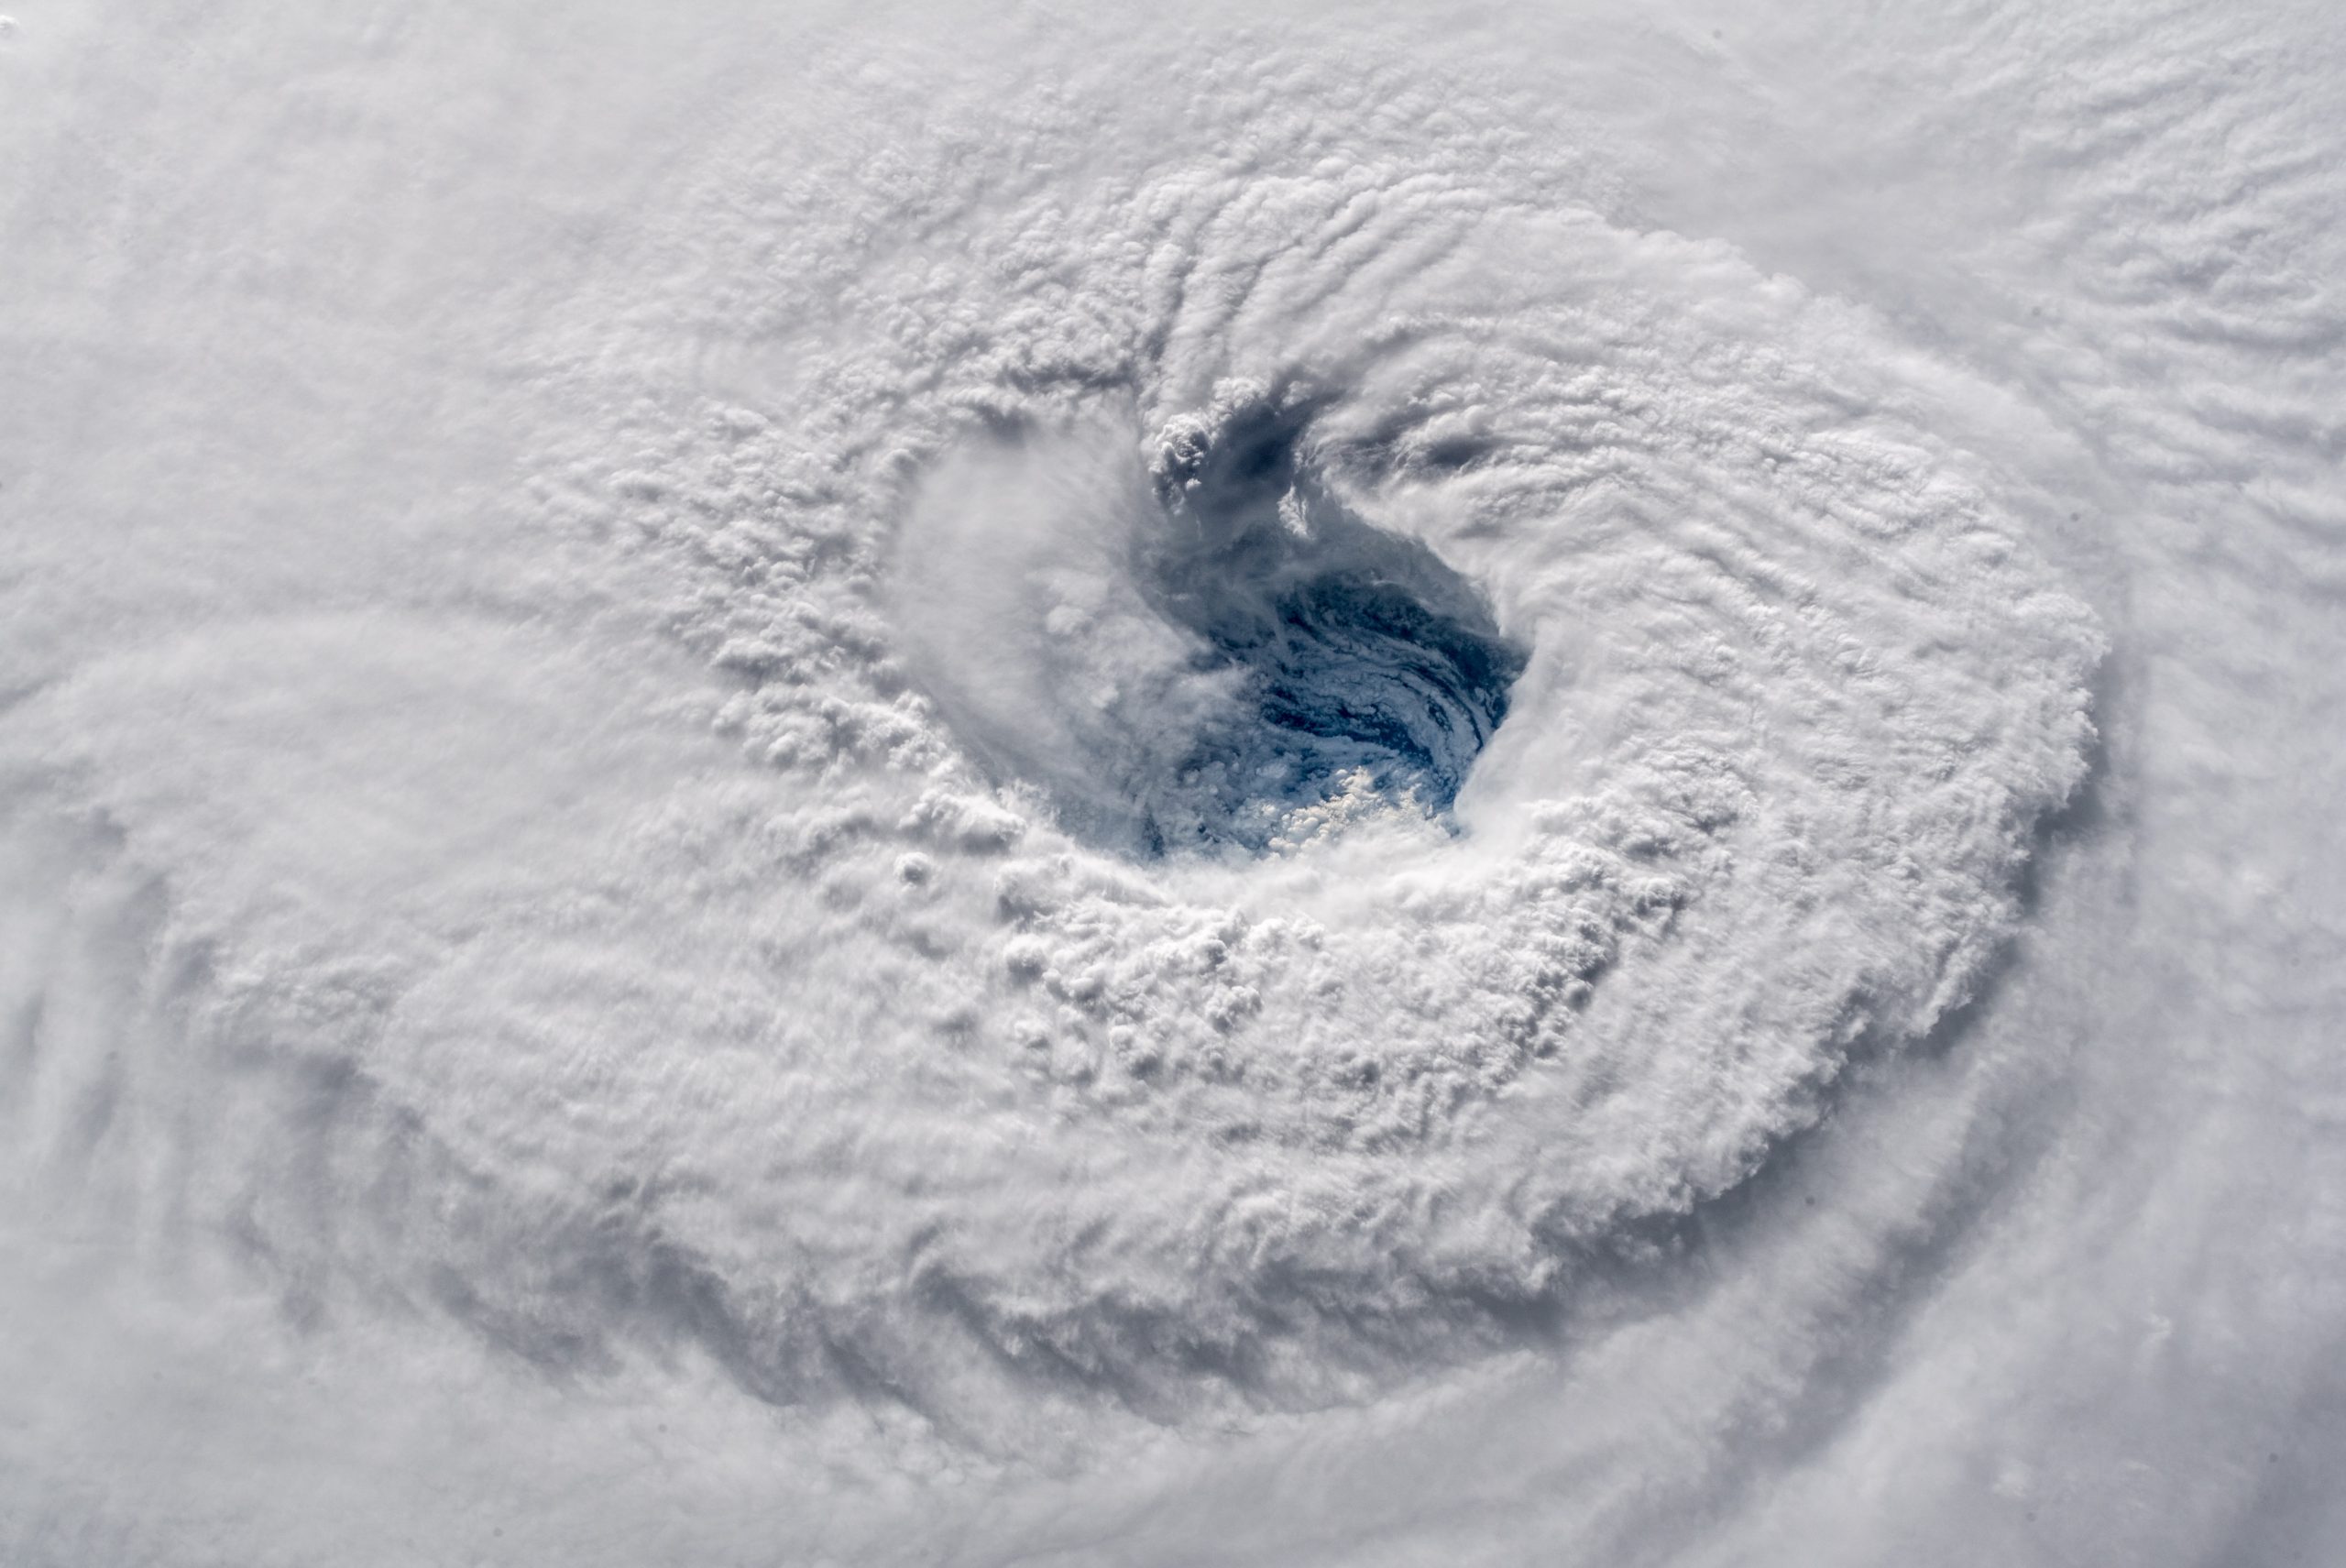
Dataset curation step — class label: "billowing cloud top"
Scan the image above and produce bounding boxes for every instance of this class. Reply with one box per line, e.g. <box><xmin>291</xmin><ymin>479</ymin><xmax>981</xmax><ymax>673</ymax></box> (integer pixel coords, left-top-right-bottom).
<box><xmin>3</xmin><ymin>3</ymin><xmax>2342</xmax><ymax>1565</ymax></box>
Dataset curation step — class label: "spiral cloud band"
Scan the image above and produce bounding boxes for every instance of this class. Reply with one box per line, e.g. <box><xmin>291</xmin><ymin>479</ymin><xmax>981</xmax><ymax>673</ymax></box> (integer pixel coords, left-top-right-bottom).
<box><xmin>4</xmin><ymin>3</ymin><xmax>2342</xmax><ymax>1564</ymax></box>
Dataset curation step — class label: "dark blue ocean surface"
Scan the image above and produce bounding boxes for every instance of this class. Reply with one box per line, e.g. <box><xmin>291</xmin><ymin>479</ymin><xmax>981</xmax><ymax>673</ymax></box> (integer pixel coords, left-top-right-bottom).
<box><xmin>1130</xmin><ymin>402</ymin><xmax>1525</xmax><ymax>855</ymax></box>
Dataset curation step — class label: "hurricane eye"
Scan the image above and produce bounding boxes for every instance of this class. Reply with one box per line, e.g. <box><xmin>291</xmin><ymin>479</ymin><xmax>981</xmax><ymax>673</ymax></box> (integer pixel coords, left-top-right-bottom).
<box><xmin>1134</xmin><ymin>411</ymin><xmax>1524</xmax><ymax>853</ymax></box>
<box><xmin>891</xmin><ymin>408</ymin><xmax>1527</xmax><ymax>859</ymax></box>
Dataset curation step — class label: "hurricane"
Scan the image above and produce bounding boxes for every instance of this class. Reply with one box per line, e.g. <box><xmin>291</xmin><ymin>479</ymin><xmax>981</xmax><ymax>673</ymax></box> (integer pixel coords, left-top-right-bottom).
<box><xmin>5</xmin><ymin>4</ymin><xmax>2343</xmax><ymax>1565</ymax></box>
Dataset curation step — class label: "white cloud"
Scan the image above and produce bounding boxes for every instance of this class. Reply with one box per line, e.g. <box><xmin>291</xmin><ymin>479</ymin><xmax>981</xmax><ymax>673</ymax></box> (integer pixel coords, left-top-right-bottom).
<box><xmin>2</xmin><ymin>1</ymin><xmax>2341</xmax><ymax>1563</ymax></box>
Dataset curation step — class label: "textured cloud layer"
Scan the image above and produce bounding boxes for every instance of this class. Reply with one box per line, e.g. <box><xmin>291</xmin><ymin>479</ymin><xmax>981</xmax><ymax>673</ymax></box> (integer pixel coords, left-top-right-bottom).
<box><xmin>4</xmin><ymin>2</ymin><xmax>2342</xmax><ymax>1564</ymax></box>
